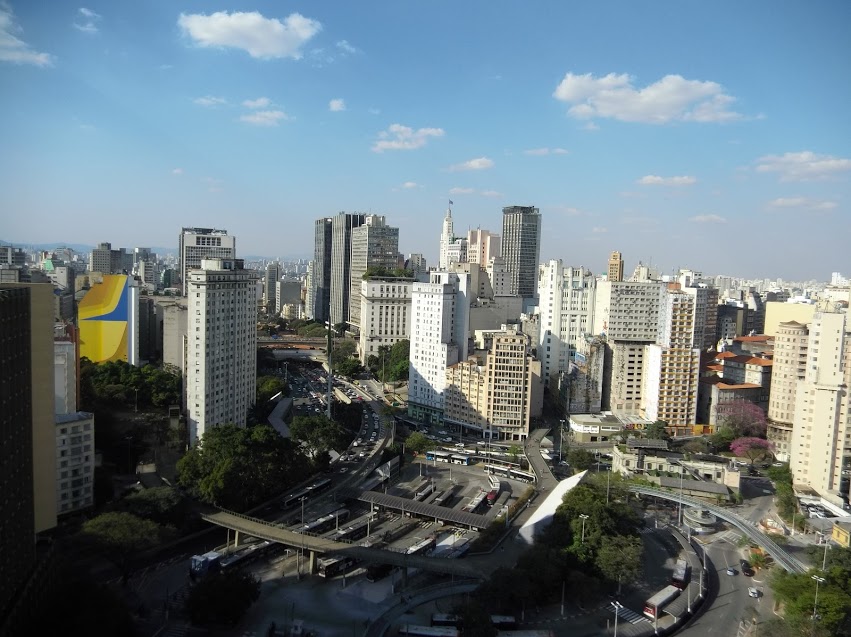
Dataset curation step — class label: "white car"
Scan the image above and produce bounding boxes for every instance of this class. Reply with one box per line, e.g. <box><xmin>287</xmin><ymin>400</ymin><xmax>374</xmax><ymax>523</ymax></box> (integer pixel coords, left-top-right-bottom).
<box><xmin>748</xmin><ymin>587</ymin><xmax>760</xmax><ymax>598</ymax></box>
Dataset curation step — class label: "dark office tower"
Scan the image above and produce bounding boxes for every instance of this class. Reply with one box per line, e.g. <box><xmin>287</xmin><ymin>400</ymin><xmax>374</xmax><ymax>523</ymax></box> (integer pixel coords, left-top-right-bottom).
<box><xmin>501</xmin><ymin>206</ymin><xmax>542</xmax><ymax>299</ymax></box>
<box><xmin>0</xmin><ymin>287</ymin><xmax>36</xmax><ymax>622</ymax></box>
<box><xmin>311</xmin><ymin>218</ymin><xmax>333</xmax><ymax>322</ymax></box>
<box><xmin>330</xmin><ymin>212</ymin><xmax>366</xmax><ymax>326</ymax></box>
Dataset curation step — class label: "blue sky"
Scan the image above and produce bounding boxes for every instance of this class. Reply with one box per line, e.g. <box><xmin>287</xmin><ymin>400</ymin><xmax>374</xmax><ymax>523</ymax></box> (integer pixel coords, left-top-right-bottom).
<box><xmin>1</xmin><ymin>1</ymin><xmax>849</xmax><ymax>280</ymax></box>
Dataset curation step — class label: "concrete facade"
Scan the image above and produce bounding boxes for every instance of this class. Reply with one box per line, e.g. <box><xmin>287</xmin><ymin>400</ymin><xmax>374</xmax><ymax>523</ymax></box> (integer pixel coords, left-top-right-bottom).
<box><xmin>358</xmin><ymin>278</ymin><xmax>413</xmax><ymax>364</ymax></box>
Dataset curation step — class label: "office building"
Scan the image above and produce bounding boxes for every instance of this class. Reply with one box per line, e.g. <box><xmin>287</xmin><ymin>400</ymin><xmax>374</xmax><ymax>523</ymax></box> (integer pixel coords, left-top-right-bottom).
<box><xmin>0</xmin><ymin>245</ymin><xmax>26</xmax><ymax>266</ymax></box>
<box><xmin>330</xmin><ymin>213</ymin><xmax>367</xmax><ymax>326</ymax></box>
<box><xmin>404</xmin><ymin>253</ymin><xmax>428</xmax><ymax>279</ymax></box>
<box><xmin>349</xmin><ymin>215</ymin><xmax>400</xmax><ymax>330</ymax></box>
<box><xmin>767</xmin><ymin>320</ymin><xmax>809</xmax><ymax>462</ymax></box>
<box><xmin>537</xmin><ymin>261</ymin><xmax>596</xmax><ymax>382</ymax></box>
<box><xmin>309</xmin><ymin>218</ymin><xmax>333</xmax><ymax>322</ymax></box>
<box><xmin>501</xmin><ymin>205</ymin><xmax>541</xmax><ymax>299</ymax></box>
<box><xmin>788</xmin><ymin>312</ymin><xmax>851</xmax><ymax>508</ymax></box>
<box><xmin>133</xmin><ymin>248</ymin><xmax>158</xmax><ymax>286</ymax></box>
<box><xmin>408</xmin><ymin>272</ymin><xmax>470</xmax><ymax>424</ymax></box>
<box><xmin>178</xmin><ymin>227</ymin><xmax>236</xmax><ymax>295</ymax></box>
<box><xmin>607</xmin><ymin>251</ymin><xmax>624</xmax><ymax>282</ymax></box>
<box><xmin>77</xmin><ymin>275</ymin><xmax>140</xmax><ymax>365</ymax></box>
<box><xmin>186</xmin><ymin>259</ymin><xmax>257</xmax><ymax>446</ymax></box>
<box><xmin>467</xmin><ymin>228</ymin><xmax>500</xmax><ymax>266</ymax></box>
<box><xmin>265</xmin><ymin>261</ymin><xmax>281</xmax><ymax>313</ymax></box>
<box><xmin>681</xmin><ymin>285</ymin><xmax>719</xmax><ymax>351</ymax></box>
<box><xmin>358</xmin><ymin>277</ymin><xmax>413</xmax><ymax>364</ymax></box>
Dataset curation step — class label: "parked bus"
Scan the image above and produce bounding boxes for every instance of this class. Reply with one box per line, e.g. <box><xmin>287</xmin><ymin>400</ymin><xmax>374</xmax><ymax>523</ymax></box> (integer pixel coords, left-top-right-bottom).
<box><xmin>406</xmin><ymin>536</ymin><xmax>436</xmax><ymax>555</ymax></box>
<box><xmin>431</xmin><ymin>615</ymin><xmax>516</xmax><ymax>630</ymax></box>
<box><xmin>671</xmin><ymin>559</ymin><xmax>689</xmax><ymax>590</ymax></box>
<box><xmin>425</xmin><ymin>450</ymin><xmax>453</xmax><ymax>463</ymax></box>
<box><xmin>450</xmin><ymin>454</ymin><xmax>473</xmax><ymax>465</ymax></box>
<box><xmin>643</xmin><ymin>585</ymin><xmax>681</xmax><ymax>619</ymax></box>
<box><xmin>295</xmin><ymin>509</ymin><xmax>350</xmax><ymax>535</ymax></box>
<box><xmin>317</xmin><ymin>555</ymin><xmax>357</xmax><ymax>578</ymax></box>
<box><xmin>398</xmin><ymin>626</ymin><xmax>459</xmax><ymax>637</ymax></box>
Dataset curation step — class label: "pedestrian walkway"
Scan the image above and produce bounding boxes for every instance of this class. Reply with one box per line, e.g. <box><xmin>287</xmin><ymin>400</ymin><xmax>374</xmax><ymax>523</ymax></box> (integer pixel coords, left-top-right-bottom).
<box><xmin>606</xmin><ymin>604</ymin><xmax>648</xmax><ymax>624</ymax></box>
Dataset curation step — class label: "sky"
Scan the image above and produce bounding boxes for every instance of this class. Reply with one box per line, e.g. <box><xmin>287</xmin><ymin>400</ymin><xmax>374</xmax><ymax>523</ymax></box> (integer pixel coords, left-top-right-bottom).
<box><xmin>1</xmin><ymin>1</ymin><xmax>850</xmax><ymax>281</ymax></box>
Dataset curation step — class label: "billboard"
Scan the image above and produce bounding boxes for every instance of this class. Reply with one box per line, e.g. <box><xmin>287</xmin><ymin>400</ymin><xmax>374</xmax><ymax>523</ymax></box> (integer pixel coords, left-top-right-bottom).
<box><xmin>79</xmin><ymin>275</ymin><xmax>139</xmax><ymax>364</ymax></box>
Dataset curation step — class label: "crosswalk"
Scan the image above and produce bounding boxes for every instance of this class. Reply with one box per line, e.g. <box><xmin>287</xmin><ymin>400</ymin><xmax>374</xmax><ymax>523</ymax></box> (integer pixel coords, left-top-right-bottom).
<box><xmin>637</xmin><ymin>527</ymin><xmax>655</xmax><ymax>535</ymax></box>
<box><xmin>717</xmin><ymin>529</ymin><xmax>743</xmax><ymax>545</ymax></box>
<box><xmin>607</xmin><ymin>604</ymin><xmax>648</xmax><ymax>624</ymax></box>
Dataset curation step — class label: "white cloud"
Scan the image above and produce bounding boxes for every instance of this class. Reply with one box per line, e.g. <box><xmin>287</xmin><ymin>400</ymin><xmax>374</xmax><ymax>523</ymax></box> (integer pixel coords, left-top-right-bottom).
<box><xmin>171</xmin><ymin>168</ymin><xmax>183</xmax><ymax>176</ymax></box>
<box><xmin>449</xmin><ymin>187</ymin><xmax>475</xmax><ymax>195</ymax></box>
<box><xmin>74</xmin><ymin>7</ymin><xmax>101</xmax><ymax>34</ymax></box>
<box><xmin>592</xmin><ymin>226</ymin><xmax>608</xmax><ymax>233</ymax></box>
<box><xmin>755</xmin><ymin>151</ymin><xmax>851</xmax><ymax>182</ymax></box>
<box><xmin>767</xmin><ymin>197</ymin><xmax>838</xmax><ymax>211</ymax></box>
<box><xmin>329</xmin><ymin>98</ymin><xmax>346</xmax><ymax>112</ymax></box>
<box><xmin>336</xmin><ymin>40</ymin><xmax>356</xmax><ymax>54</ymax></box>
<box><xmin>368</xmin><ymin>107</ymin><xmax>381</xmax><ymax>116</ymax></box>
<box><xmin>690</xmin><ymin>214</ymin><xmax>726</xmax><ymax>223</ymax></box>
<box><xmin>523</xmin><ymin>147</ymin><xmax>568</xmax><ymax>156</ymax></box>
<box><xmin>551</xmin><ymin>205</ymin><xmax>583</xmax><ymax>216</ymax></box>
<box><xmin>194</xmin><ymin>95</ymin><xmax>227</xmax><ymax>107</ymax></box>
<box><xmin>239</xmin><ymin>110</ymin><xmax>289</xmax><ymax>126</ymax></box>
<box><xmin>449</xmin><ymin>157</ymin><xmax>494</xmax><ymax>172</ymax></box>
<box><xmin>400</xmin><ymin>181</ymin><xmax>420</xmax><ymax>189</ymax></box>
<box><xmin>553</xmin><ymin>72</ymin><xmax>742</xmax><ymax>124</ymax></box>
<box><xmin>177</xmin><ymin>11</ymin><xmax>321</xmax><ymax>60</ymax></box>
<box><xmin>0</xmin><ymin>4</ymin><xmax>53</xmax><ymax>66</ymax></box>
<box><xmin>480</xmin><ymin>190</ymin><xmax>503</xmax><ymax>198</ymax></box>
<box><xmin>372</xmin><ymin>123</ymin><xmax>444</xmax><ymax>152</ymax></box>
<box><xmin>243</xmin><ymin>97</ymin><xmax>270</xmax><ymax>109</ymax></box>
<box><xmin>637</xmin><ymin>174</ymin><xmax>697</xmax><ymax>186</ymax></box>
<box><xmin>582</xmin><ymin>122</ymin><xmax>600</xmax><ymax>131</ymax></box>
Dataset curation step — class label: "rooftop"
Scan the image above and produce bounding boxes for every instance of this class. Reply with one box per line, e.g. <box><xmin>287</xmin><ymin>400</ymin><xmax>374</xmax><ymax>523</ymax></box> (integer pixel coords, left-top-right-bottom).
<box><xmin>658</xmin><ymin>476</ymin><xmax>729</xmax><ymax>495</ymax></box>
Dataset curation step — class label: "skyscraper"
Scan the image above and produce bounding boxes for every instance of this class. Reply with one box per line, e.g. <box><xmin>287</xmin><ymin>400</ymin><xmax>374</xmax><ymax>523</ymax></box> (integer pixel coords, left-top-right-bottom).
<box><xmin>309</xmin><ymin>217</ymin><xmax>333</xmax><ymax>322</ymax></box>
<box><xmin>467</xmin><ymin>228</ymin><xmax>500</xmax><ymax>266</ymax></box>
<box><xmin>438</xmin><ymin>207</ymin><xmax>454</xmax><ymax>270</ymax></box>
<box><xmin>178</xmin><ymin>227</ymin><xmax>236</xmax><ymax>295</ymax></box>
<box><xmin>186</xmin><ymin>258</ymin><xmax>257</xmax><ymax>446</ymax></box>
<box><xmin>330</xmin><ymin>212</ymin><xmax>366</xmax><ymax>326</ymax></box>
<box><xmin>349</xmin><ymin>215</ymin><xmax>399</xmax><ymax>330</ymax></box>
<box><xmin>607</xmin><ymin>251</ymin><xmax>624</xmax><ymax>282</ymax></box>
<box><xmin>265</xmin><ymin>261</ymin><xmax>281</xmax><ymax>313</ymax></box>
<box><xmin>501</xmin><ymin>206</ymin><xmax>541</xmax><ymax>299</ymax></box>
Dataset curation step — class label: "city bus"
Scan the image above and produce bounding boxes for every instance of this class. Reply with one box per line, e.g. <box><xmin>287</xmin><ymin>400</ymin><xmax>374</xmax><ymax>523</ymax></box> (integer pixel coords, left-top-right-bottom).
<box><xmin>317</xmin><ymin>555</ymin><xmax>357</xmax><ymax>578</ymax></box>
<box><xmin>406</xmin><ymin>536</ymin><xmax>436</xmax><ymax>555</ymax></box>
<box><xmin>295</xmin><ymin>509</ymin><xmax>350</xmax><ymax>535</ymax></box>
<box><xmin>643</xmin><ymin>585</ymin><xmax>681</xmax><ymax>619</ymax></box>
<box><xmin>425</xmin><ymin>450</ymin><xmax>453</xmax><ymax>463</ymax></box>
<box><xmin>450</xmin><ymin>454</ymin><xmax>473</xmax><ymax>465</ymax></box>
<box><xmin>671</xmin><ymin>559</ymin><xmax>689</xmax><ymax>590</ymax></box>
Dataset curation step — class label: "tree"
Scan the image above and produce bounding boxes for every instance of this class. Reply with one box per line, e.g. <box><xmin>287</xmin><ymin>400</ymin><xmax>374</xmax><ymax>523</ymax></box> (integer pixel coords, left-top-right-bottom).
<box><xmin>336</xmin><ymin>358</ymin><xmax>363</xmax><ymax>378</ymax></box>
<box><xmin>289</xmin><ymin>414</ymin><xmax>348</xmax><ymax>458</ymax></box>
<box><xmin>644</xmin><ymin>420</ymin><xmax>670</xmax><ymax>441</ymax></box>
<box><xmin>730</xmin><ymin>437</ymin><xmax>774</xmax><ymax>466</ymax></box>
<box><xmin>771</xmin><ymin>570</ymin><xmax>850</xmax><ymax>636</ymax></box>
<box><xmin>333</xmin><ymin>322</ymin><xmax>348</xmax><ymax>337</ymax></box>
<box><xmin>81</xmin><ymin>512</ymin><xmax>165</xmax><ymax>582</ymax></box>
<box><xmin>405</xmin><ymin>431</ymin><xmax>437</xmax><ymax>455</ymax></box>
<box><xmin>452</xmin><ymin>599</ymin><xmax>497</xmax><ymax>637</ymax></box>
<box><xmin>123</xmin><ymin>486</ymin><xmax>189</xmax><ymax>529</ymax></box>
<box><xmin>596</xmin><ymin>535</ymin><xmax>643</xmax><ymax>588</ymax></box>
<box><xmin>330</xmin><ymin>338</ymin><xmax>357</xmax><ymax>365</ymax></box>
<box><xmin>257</xmin><ymin>375</ymin><xmax>287</xmax><ymax>404</ymax></box>
<box><xmin>508</xmin><ymin>444</ymin><xmax>522</xmax><ymax>463</ymax></box>
<box><xmin>185</xmin><ymin>571</ymin><xmax>261</xmax><ymax>626</ymax></box>
<box><xmin>567</xmin><ymin>448</ymin><xmax>596</xmax><ymax>472</ymax></box>
<box><xmin>715</xmin><ymin>400</ymin><xmax>768</xmax><ymax>438</ymax></box>
<box><xmin>710</xmin><ymin>426</ymin><xmax>737</xmax><ymax>452</ymax></box>
<box><xmin>177</xmin><ymin>424</ymin><xmax>311</xmax><ymax>510</ymax></box>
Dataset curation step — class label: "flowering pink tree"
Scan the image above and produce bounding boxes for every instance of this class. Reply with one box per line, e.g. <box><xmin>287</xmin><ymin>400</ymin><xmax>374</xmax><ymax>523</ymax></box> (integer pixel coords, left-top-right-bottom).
<box><xmin>730</xmin><ymin>437</ymin><xmax>774</xmax><ymax>466</ymax></box>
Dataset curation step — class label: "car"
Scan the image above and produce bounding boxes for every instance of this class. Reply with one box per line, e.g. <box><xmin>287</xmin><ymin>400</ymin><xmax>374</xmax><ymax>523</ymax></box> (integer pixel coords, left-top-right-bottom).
<box><xmin>748</xmin><ymin>587</ymin><xmax>761</xmax><ymax>598</ymax></box>
<box><xmin>773</xmin><ymin>462</ymin><xmax>784</xmax><ymax>467</ymax></box>
<box><xmin>726</xmin><ymin>567</ymin><xmax>736</xmax><ymax>576</ymax></box>
<box><xmin>339</xmin><ymin>467</ymin><xmax>348</xmax><ymax>473</ymax></box>
<box><xmin>442</xmin><ymin>437</ymin><xmax>452</xmax><ymax>443</ymax></box>
<box><xmin>359</xmin><ymin>452</ymin><xmax>366</xmax><ymax>458</ymax></box>
<box><xmin>455</xmin><ymin>443</ymin><xmax>465</xmax><ymax>448</ymax></box>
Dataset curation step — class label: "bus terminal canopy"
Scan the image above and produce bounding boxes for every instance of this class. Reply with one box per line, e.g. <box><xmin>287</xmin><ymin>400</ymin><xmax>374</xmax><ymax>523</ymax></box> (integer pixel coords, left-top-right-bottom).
<box><xmin>518</xmin><ymin>471</ymin><xmax>588</xmax><ymax>545</ymax></box>
<box><xmin>356</xmin><ymin>490</ymin><xmax>491</xmax><ymax>530</ymax></box>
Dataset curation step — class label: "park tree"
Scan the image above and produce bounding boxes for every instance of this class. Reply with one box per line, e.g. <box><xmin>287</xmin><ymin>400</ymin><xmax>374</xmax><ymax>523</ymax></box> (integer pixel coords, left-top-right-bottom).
<box><xmin>289</xmin><ymin>414</ymin><xmax>348</xmax><ymax>458</ymax></box>
<box><xmin>405</xmin><ymin>431</ymin><xmax>437</xmax><ymax>455</ymax></box>
<box><xmin>567</xmin><ymin>448</ymin><xmax>596</xmax><ymax>472</ymax></box>
<box><xmin>336</xmin><ymin>357</ymin><xmax>363</xmax><ymax>378</ymax></box>
<box><xmin>715</xmin><ymin>400</ymin><xmax>767</xmax><ymax>438</ymax></box>
<box><xmin>329</xmin><ymin>339</ymin><xmax>357</xmax><ymax>365</ymax></box>
<box><xmin>596</xmin><ymin>535</ymin><xmax>643</xmax><ymax>589</ymax></box>
<box><xmin>257</xmin><ymin>375</ymin><xmax>287</xmax><ymax>404</ymax></box>
<box><xmin>177</xmin><ymin>424</ymin><xmax>311</xmax><ymax>510</ymax></box>
<box><xmin>508</xmin><ymin>444</ymin><xmax>522</xmax><ymax>464</ymax></box>
<box><xmin>771</xmin><ymin>570</ymin><xmax>850</xmax><ymax>636</ymax></box>
<box><xmin>644</xmin><ymin>420</ymin><xmax>670</xmax><ymax>441</ymax></box>
<box><xmin>80</xmin><ymin>512</ymin><xmax>166</xmax><ymax>582</ymax></box>
<box><xmin>185</xmin><ymin>571</ymin><xmax>261</xmax><ymax>626</ymax></box>
<box><xmin>730</xmin><ymin>437</ymin><xmax>774</xmax><ymax>466</ymax></box>
<box><xmin>122</xmin><ymin>486</ymin><xmax>189</xmax><ymax>529</ymax></box>
<box><xmin>710</xmin><ymin>426</ymin><xmax>737</xmax><ymax>452</ymax></box>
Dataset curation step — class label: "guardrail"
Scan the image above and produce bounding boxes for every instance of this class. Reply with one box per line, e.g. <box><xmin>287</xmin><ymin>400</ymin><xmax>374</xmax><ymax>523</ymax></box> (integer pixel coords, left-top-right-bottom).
<box><xmin>629</xmin><ymin>485</ymin><xmax>808</xmax><ymax>574</ymax></box>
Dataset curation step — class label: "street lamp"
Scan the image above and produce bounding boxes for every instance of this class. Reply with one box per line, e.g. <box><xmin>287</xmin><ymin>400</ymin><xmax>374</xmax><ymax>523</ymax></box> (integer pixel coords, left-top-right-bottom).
<box><xmin>559</xmin><ymin>419</ymin><xmax>566</xmax><ymax>463</ymax></box>
<box><xmin>812</xmin><ymin>575</ymin><xmax>826</xmax><ymax>626</ymax></box>
<box><xmin>612</xmin><ymin>601</ymin><xmax>623</xmax><ymax>637</ymax></box>
<box><xmin>822</xmin><ymin>541</ymin><xmax>831</xmax><ymax>572</ymax></box>
<box><xmin>579</xmin><ymin>514</ymin><xmax>590</xmax><ymax>545</ymax></box>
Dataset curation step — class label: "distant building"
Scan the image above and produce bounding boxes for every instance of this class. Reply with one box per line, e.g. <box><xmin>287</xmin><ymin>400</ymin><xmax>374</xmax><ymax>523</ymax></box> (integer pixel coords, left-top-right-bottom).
<box><xmin>501</xmin><ymin>205</ymin><xmax>541</xmax><ymax>299</ymax></box>
<box><xmin>349</xmin><ymin>215</ymin><xmax>399</xmax><ymax>331</ymax></box>
<box><xmin>265</xmin><ymin>262</ymin><xmax>281</xmax><ymax>313</ymax></box>
<box><xmin>186</xmin><ymin>258</ymin><xmax>257</xmax><ymax>446</ymax></box>
<box><xmin>767</xmin><ymin>320</ymin><xmax>809</xmax><ymax>462</ymax></box>
<box><xmin>467</xmin><ymin>228</ymin><xmax>500</xmax><ymax>266</ymax></box>
<box><xmin>178</xmin><ymin>227</ymin><xmax>236</xmax><ymax>295</ymax></box>
<box><xmin>77</xmin><ymin>275</ymin><xmax>140</xmax><ymax>365</ymax></box>
<box><xmin>308</xmin><ymin>217</ymin><xmax>333</xmax><ymax>322</ymax></box>
<box><xmin>330</xmin><ymin>213</ymin><xmax>367</xmax><ymax>326</ymax></box>
<box><xmin>607</xmin><ymin>251</ymin><xmax>624</xmax><ymax>282</ymax></box>
<box><xmin>358</xmin><ymin>277</ymin><xmax>413</xmax><ymax>364</ymax></box>
<box><xmin>88</xmin><ymin>242</ymin><xmax>131</xmax><ymax>275</ymax></box>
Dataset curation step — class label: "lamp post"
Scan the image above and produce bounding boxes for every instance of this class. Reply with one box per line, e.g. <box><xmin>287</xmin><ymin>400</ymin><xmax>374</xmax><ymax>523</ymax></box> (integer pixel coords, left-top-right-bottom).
<box><xmin>580</xmin><ymin>514</ymin><xmax>590</xmax><ymax>545</ymax></box>
<box><xmin>678</xmin><ymin>468</ymin><xmax>685</xmax><ymax>527</ymax></box>
<box><xmin>812</xmin><ymin>575</ymin><xmax>826</xmax><ymax>629</ymax></box>
<box><xmin>559</xmin><ymin>419</ymin><xmax>566</xmax><ymax>463</ymax></box>
<box><xmin>612</xmin><ymin>601</ymin><xmax>623</xmax><ymax>637</ymax></box>
<box><xmin>822</xmin><ymin>541</ymin><xmax>831</xmax><ymax>572</ymax></box>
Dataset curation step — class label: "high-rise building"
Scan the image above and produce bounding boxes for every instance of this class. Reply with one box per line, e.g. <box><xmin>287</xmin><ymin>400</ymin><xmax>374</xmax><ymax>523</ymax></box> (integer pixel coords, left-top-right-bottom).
<box><xmin>178</xmin><ymin>228</ymin><xmax>236</xmax><ymax>295</ymax></box>
<box><xmin>330</xmin><ymin>213</ymin><xmax>367</xmax><ymax>326</ymax></box>
<box><xmin>358</xmin><ymin>277</ymin><xmax>413</xmax><ymax>364</ymax></box>
<box><xmin>438</xmin><ymin>207</ymin><xmax>454</xmax><ymax>270</ymax></box>
<box><xmin>444</xmin><ymin>328</ymin><xmax>542</xmax><ymax>441</ymax></box>
<box><xmin>77</xmin><ymin>275</ymin><xmax>140</xmax><ymax>365</ymax></box>
<box><xmin>767</xmin><ymin>321</ymin><xmax>810</xmax><ymax>462</ymax></box>
<box><xmin>788</xmin><ymin>312</ymin><xmax>851</xmax><ymax>508</ymax></box>
<box><xmin>310</xmin><ymin>218</ymin><xmax>333</xmax><ymax>322</ymax></box>
<box><xmin>467</xmin><ymin>228</ymin><xmax>500</xmax><ymax>266</ymax></box>
<box><xmin>265</xmin><ymin>262</ymin><xmax>281</xmax><ymax>313</ymax></box>
<box><xmin>681</xmin><ymin>286</ymin><xmax>719</xmax><ymax>351</ymax></box>
<box><xmin>607</xmin><ymin>251</ymin><xmax>624</xmax><ymax>282</ymax></box>
<box><xmin>537</xmin><ymin>260</ymin><xmax>597</xmax><ymax>382</ymax></box>
<box><xmin>0</xmin><ymin>245</ymin><xmax>26</xmax><ymax>266</ymax></box>
<box><xmin>405</xmin><ymin>253</ymin><xmax>428</xmax><ymax>279</ymax></box>
<box><xmin>408</xmin><ymin>272</ymin><xmax>470</xmax><ymax>424</ymax></box>
<box><xmin>501</xmin><ymin>206</ymin><xmax>541</xmax><ymax>299</ymax></box>
<box><xmin>349</xmin><ymin>215</ymin><xmax>400</xmax><ymax>330</ymax></box>
<box><xmin>186</xmin><ymin>259</ymin><xmax>257</xmax><ymax>446</ymax></box>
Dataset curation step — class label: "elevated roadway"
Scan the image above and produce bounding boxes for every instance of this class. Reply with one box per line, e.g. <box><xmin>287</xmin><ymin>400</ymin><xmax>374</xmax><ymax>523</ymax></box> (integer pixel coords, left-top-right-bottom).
<box><xmin>201</xmin><ymin>509</ymin><xmax>484</xmax><ymax>579</ymax></box>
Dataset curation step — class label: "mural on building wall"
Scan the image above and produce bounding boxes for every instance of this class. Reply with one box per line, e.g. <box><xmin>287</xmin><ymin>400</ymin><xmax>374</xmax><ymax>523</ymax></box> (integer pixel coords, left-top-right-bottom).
<box><xmin>79</xmin><ymin>275</ymin><xmax>131</xmax><ymax>362</ymax></box>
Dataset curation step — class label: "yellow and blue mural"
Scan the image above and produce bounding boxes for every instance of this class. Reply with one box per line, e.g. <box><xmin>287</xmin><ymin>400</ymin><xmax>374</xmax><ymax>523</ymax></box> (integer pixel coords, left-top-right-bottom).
<box><xmin>79</xmin><ymin>275</ymin><xmax>135</xmax><ymax>363</ymax></box>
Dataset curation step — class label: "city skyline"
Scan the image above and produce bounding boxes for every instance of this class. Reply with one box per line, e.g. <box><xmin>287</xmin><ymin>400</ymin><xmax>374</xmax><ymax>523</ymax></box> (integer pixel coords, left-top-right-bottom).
<box><xmin>1</xmin><ymin>2</ymin><xmax>850</xmax><ymax>279</ymax></box>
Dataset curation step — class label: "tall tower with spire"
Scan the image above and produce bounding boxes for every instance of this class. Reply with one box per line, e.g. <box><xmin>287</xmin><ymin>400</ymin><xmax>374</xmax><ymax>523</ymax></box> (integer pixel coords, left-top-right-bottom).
<box><xmin>438</xmin><ymin>204</ymin><xmax>454</xmax><ymax>269</ymax></box>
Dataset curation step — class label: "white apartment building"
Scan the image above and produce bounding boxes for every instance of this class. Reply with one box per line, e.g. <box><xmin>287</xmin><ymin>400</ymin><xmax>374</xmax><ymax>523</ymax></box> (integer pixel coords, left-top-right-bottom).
<box><xmin>358</xmin><ymin>278</ymin><xmax>413</xmax><ymax>364</ymax></box>
<box><xmin>642</xmin><ymin>291</ymin><xmax>701</xmax><ymax>426</ymax></box>
<box><xmin>408</xmin><ymin>272</ymin><xmax>470</xmax><ymax>424</ymax></box>
<box><xmin>681</xmin><ymin>286</ymin><xmax>719</xmax><ymax>351</ymax></box>
<box><xmin>349</xmin><ymin>215</ymin><xmax>399</xmax><ymax>330</ymax></box>
<box><xmin>186</xmin><ymin>258</ymin><xmax>257</xmax><ymax>446</ymax></box>
<box><xmin>789</xmin><ymin>312</ymin><xmax>851</xmax><ymax>508</ymax></box>
<box><xmin>178</xmin><ymin>228</ymin><xmax>235</xmax><ymax>295</ymax></box>
<box><xmin>593</xmin><ymin>280</ymin><xmax>666</xmax><ymax>414</ymax></box>
<box><xmin>537</xmin><ymin>260</ymin><xmax>596</xmax><ymax>382</ymax></box>
<box><xmin>767</xmin><ymin>320</ymin><xmax>809</xmax><ymax>462</ymax></box>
